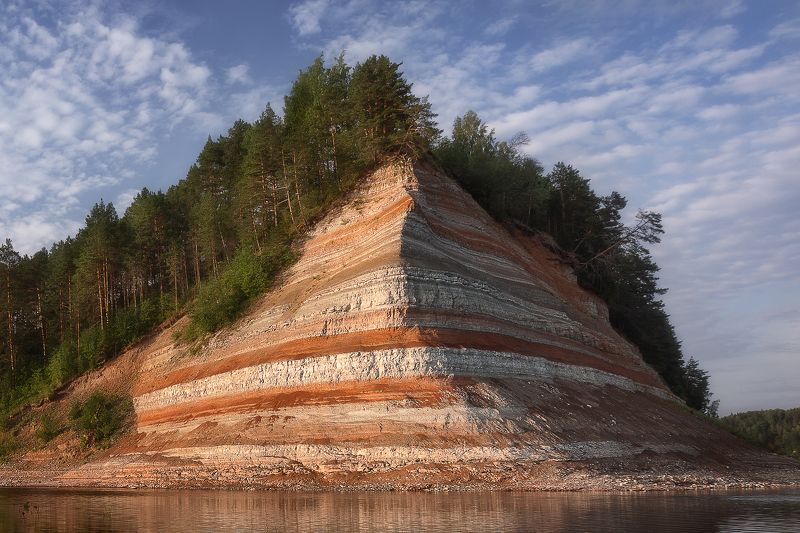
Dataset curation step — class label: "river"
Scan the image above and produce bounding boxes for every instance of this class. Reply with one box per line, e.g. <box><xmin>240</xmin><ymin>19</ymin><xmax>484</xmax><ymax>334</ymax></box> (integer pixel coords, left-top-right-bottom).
<box><xmin>1</xmin><ymin>487</ymin><xmax>799</xmax><ymax>531</ymax></box>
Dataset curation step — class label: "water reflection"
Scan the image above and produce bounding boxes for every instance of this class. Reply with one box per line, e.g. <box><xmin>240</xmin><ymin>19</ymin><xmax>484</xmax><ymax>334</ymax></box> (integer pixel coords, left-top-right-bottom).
<box><xmin>0</xmin><ymin>487</ymin><xmax>798</xmax><ymax>532</ymax></box>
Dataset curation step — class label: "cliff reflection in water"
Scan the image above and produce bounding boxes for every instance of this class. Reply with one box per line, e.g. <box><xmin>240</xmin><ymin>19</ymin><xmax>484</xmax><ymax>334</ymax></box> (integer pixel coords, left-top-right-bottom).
<box><xmin>1</xmin><ymin>488</ymin><xmax>799</xmax><ymax>532</ymax></box>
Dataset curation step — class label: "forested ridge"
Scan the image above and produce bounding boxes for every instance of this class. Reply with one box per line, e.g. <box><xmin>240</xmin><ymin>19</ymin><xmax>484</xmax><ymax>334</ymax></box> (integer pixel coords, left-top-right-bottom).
<box><xmin>720</xmin><ymin>408</ymin><xmax>800</xmax><ymax>459</ymax></box>
<box><xmin>434</xmin><ymin>111</ymin><xmax>715</xmax><ymax>413</ymax></box>
<box><xmin>1</xmin><ymin>54</ymin><xmax>712</xmax><ymax>433</ymax></box>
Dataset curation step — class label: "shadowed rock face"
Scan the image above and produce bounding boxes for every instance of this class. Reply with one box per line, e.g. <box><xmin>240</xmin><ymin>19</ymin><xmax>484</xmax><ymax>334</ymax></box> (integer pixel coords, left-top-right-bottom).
<box><xmin>59</xmin><ymin>159</ymin><xmax>798</xmax><ymax>489</ymax></box>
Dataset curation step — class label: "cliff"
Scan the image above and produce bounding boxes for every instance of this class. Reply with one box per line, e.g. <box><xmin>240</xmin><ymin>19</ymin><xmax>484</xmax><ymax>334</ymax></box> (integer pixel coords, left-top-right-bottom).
<box><xmin>3</xmin><ymin>159</ymin><xmax>798</xmax><ymax>490</ymax></box>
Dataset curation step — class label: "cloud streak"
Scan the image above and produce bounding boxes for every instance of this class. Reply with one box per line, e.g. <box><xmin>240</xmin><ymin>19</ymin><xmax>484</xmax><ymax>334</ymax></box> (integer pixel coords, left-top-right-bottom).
<box><xmin>0</xmin><ymin>1</ymin><xmax>217</xmax><ymax>252</ymax></box>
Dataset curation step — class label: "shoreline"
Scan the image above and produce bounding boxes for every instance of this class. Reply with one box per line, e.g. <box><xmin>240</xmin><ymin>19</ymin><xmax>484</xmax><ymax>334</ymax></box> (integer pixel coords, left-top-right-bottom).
<box><xmin>3</xmin><ymin>459</ymin><xmax>799</xmax><ymax>493</ymax></box>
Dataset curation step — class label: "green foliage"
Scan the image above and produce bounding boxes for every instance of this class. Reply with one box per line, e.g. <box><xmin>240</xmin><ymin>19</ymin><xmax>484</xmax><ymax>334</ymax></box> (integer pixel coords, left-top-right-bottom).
<box><xmin>69</xmin><ymin>391</ymin><xmax>132</xmax><ymax>447</ymax></box>
<box><xmin>35</xmin><ymin>411</ymin><xmax>62</xmax><ymax>443</ymax></box>
<box><xmin>434</xmin><ymin>111</ymin><xmax>547</xmax><ymax>226</ymax></box>
<box><xmin>720</xmin><ymin>408</ymin><xmax>800</xmax><ymax>459</ymax></box>
<box><xmin>190</xmin><ymin>250</ymin><xmax>269</xmax><ymax>335</ymax></box>
<box><xmin>46</xmin><ymin>342</ymin><xmax>77</xmax><ymax>390</ymax></box>
<box><xmin>50</xmin><ymin>298</ymin><xmax>166</xmax><ymax>386</ymax></box>
<box><xmin>350</xmin><ymin>55</ymin><xmax>440</xmax><ymax>161</ymax></box>
<box><xmin>0</xmin><ymin>296</ymin><xmax>166</xmax><ymax>422</ymax></box>
<box><xmin>0</xmin><ymin>430</ymin><xmax>16</xmax><ymax>461</ymax></box>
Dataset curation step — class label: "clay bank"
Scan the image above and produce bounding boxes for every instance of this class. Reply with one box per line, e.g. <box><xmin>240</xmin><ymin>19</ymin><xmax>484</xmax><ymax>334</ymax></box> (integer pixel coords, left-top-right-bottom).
<box><xmin>2</xmin><ymin>160</ymin><xmax>799</xmax><ymax>491</ymax></box>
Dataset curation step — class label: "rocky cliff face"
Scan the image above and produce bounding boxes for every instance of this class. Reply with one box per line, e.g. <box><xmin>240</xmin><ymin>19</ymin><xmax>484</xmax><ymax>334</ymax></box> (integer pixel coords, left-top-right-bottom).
<box><xmin>24</xmin><ymin>159</ymin><xmax>799</xmax><ymax>489</ymax></box>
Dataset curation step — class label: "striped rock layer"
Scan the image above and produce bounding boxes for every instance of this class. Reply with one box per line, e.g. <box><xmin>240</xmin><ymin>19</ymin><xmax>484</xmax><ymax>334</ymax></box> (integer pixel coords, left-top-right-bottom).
<box><xmin>73</xmin><ymin>159</ymin><xmax>797</xmax><ymax>489</ymax></box>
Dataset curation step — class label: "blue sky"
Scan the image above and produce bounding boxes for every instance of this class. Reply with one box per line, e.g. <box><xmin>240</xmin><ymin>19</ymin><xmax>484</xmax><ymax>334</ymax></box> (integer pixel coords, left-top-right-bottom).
<box><xmin>1</xmin><ymin>0</ymin><xmax>798</xmax><ymax>414</ymax></box>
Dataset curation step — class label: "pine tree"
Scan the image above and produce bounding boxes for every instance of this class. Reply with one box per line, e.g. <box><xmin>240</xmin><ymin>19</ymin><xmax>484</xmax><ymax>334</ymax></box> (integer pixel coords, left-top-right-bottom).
<box><xmin>0</xmin><ymin>239</ymin><xmax>20</xmax><ymax>385</ymax></box>
<box><xmin>238</xmin><ymin>104</ymin><xmax>285</xmax><ymax>250</ymax></box>
<box><xmin>350</xmin><ymin>55</ymin><xmax>439</xmax><ymax>162</ymax></box>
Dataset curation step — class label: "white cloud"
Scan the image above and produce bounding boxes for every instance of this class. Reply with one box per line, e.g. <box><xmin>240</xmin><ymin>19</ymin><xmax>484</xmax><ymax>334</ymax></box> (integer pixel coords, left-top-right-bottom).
<box><xmin>229</xmin><ymin>86</ymin><xmax>286</xmax><ymax>121</ymax></box>
<box><xmin>725</xmin><ymin>56</ymin><xmax>800</xmax><ymax>95</ymax></box>
<box><xmin>226</xmin><ymin>64</ymin><xmax>251</xmax><ymax>85</ymax></box>
<box><xmin>528</xmin><ymin>38</ymin><xmax>592</xmax><ymax>72</ymax></box>
<box><xmin>646</xmin><ymin>84</ymin><xmax>704</xmax><ymax>113</ymax></box>
<box><xmin>669</xmin><ymin>25</ymin><xmax>738</xmax><ymax>51</ymax></box>
<box><xmin>0</xmin><ymin>2</ymin><xmax>216</xmax><ymax>253</ymax></box>
<box><xmin>288</xmin><ymin>0</ymin><xmax>329</xmax><ymax>36</ymax></box>
<box><xmin>115</xmin><ymin>188</ymin><xmax>140</xmax><ymax>214</ymax></box>
<box><xmin>484</xmin><ymin>16</ymin><xmax>516</xmax><ymax>37</ymax></box>
<box><xmin>493</xmin><ymin>87</ymin><xmax>646</xmax><ymax>137</ymax></box>
<box><xmin>321</xmin><ymin>7</ymin><xmax>446</xmax><ymax>63</ymax></box>
<box><xmin>9</xmin><ymin>215</ymin><xmax>82</xmax><ymax>254</ymax></box>
<box><xmin>525</xmin><ymin>120</ymin><xmax>596</xmax><ymax>155</ymax></box>
<box><xmin>719</xmin><ymin>0</ymin><xmax>746</xmax><ymax>19</ymax></box>
<box><xmin>770</xmin><ymin>18</ymin><xmax>800</xmax><ymax>40</ymax></box>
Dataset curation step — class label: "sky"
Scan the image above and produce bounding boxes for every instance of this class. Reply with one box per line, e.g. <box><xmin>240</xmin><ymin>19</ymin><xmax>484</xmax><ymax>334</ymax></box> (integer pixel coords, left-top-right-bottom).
<box><xmin>0</xmin><ymin>0</ymin><xmax>798</xmax><ymax>414</ymax></box>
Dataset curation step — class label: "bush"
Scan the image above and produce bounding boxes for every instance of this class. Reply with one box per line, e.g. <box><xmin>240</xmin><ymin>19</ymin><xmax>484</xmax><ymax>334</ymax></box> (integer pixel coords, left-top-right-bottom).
<box><xmin>35</xmin><ymin>412</ymin><xmax>62</xmax><ymax>443</ymax></box>
<box><xmin>0</xmin><ymin>431</ymin><xmax>17</xmax><ymax>461</ymax></box>
<box><xmin>46</xmin><ymin>342</ymin><xmax>78</xmax><ymax>391</ymax></box>
<box><xmin>69</xmin><ymin>391</ymin><xmax>132</xmax><ymax>447</ymax></box>
<box><xmin>186</xmin><ymin>243</ymin><xmax>296</xmax><ymax>338</ymax></box>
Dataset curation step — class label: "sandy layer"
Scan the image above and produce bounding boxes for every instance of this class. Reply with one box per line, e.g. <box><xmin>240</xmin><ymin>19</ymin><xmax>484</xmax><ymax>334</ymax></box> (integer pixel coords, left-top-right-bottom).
<box><xmin>2</xmin><ymin>158</ymin><xmax>798</xmax><ymax>491</ymax></box>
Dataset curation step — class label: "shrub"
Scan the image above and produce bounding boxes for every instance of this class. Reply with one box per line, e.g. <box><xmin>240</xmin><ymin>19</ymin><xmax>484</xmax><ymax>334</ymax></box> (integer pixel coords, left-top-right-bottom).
<box><xmin>186</xmin><ymin>243</ymin><xmax>297</xmax><ymax>338</ymax></box>
<box><xmin>35</xmin><ymin>412</ymin><xmax>62</xmax><ymax>443</ymax></box>
<box><xmin>69</xmin><ymin>391</ymin><xmax>132</xmax><ymax>447</ymax></box>
<box><xmin>0</xmin><ymin>431</ymin><xmax>17</xmax><ymax>461</ymax></box>
<box><xmin>190</xmin><ymin>250</ymin><xmax>267</xmax><ymax>334</ymax></box>
<box><xmin>46</xmin><ymin>342</ymin><xmax>78</xmax><ymax>391</ymax></box>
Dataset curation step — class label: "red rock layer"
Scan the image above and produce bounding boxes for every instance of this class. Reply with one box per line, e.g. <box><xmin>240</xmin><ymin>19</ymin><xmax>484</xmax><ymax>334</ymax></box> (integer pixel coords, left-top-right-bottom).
<box><xmin>41</xmin><ymin>158</ymin><xmax>798</xmax><ymax>489</ymax></box>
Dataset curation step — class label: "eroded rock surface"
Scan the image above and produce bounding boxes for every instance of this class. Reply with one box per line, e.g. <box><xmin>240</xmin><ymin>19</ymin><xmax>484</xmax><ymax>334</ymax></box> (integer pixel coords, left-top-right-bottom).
<box><xmin>7</xmin><ymin>159</ymin><xmax>798</xmax><ymax>490</ymax></box>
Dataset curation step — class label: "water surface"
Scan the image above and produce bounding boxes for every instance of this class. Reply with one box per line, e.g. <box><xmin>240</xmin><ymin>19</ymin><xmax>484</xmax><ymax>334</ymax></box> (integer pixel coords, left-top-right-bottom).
<box><xmin>1</xmin><ymin>487</ymin><xmax>799</xmax><ymax>532</ymax></box>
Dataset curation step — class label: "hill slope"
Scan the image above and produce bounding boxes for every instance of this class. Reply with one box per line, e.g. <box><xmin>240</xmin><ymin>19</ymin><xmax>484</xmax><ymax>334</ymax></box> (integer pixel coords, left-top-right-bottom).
<box><xmin>721</xmin><ymin>408</ymin><xmax>800</xmax><ymax>460</ymax></box>
<box><xmin>2</xmin><ymin>159</ymin><xmax>798</xmax><ymax>490</ymax></box>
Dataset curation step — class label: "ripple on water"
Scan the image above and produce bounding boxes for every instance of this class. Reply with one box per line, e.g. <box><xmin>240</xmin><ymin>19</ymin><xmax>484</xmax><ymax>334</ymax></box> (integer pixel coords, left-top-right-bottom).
<box><xmin>1</xmin><ymin>488</ymin><xmax>799</xmax><ymax>532</ymax></box>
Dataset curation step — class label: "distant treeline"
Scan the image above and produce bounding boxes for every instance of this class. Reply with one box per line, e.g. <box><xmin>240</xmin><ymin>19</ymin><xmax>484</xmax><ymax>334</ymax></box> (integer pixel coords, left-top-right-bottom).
<box><xmin>720</xmin><ymin>408</ymin><xmax>800</xmax><ymax>459</ymax></box>
<box><xmin>0</xmin><ymin>54</ymin><xmax>712</xmax><ymax>423</ymax></box>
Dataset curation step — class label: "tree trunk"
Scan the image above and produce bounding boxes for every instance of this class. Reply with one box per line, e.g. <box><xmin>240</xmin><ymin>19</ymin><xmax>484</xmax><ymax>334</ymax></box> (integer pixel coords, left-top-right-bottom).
<box><xmin>284</xmin><ymin>180</ymin><xmax>295</xmax><ymax>225</ymax></box>
<box><xmin>219</xmin><ymin>225</ymin><xmax>229</xmax><ymax>262</ymax></box>
<box><xmin>173</xmin><ymin>257</ymin><xmax>179</xmax><ymax>311</ymax></box>
<box><xmin>76</xmin><ymin>311</ymin><xmax>80</xmax><ymax>370</ymax></box>
<box><xmin>193</xmin><ymin>238</ymin><xmax>201</xmax><ymax>287</ymax></box>
<box><xmin>329</xmin><ymin>121</ymin><xmax>339</xmax><ymax>188</ymax></box>
<box><xmin>67</xmin><ymin>276</ymin><xmax>72</xmax><ymax>328</ymax></box>
<box><xmin>251</xmin><ymin>213</ymin><xmax>262</xmax><ymax>253</ymax></box>
<box><xmin>58</xmin><ymin>287</ymin><xmax>64</xmax><ymax>342</ymax></box>
<box><xmin>291</xmin><ymin>150</ymin><xmax>304</xmax><ymax>217</ymax></box>
<box><xmin>37</xmin><ymin>286</ymin><xmax>46</xmax><ymax>359</ymax></box>
<box><xmin>96</xmin><ymin>267</ymin><xmax>104</xmax><ymax>330</ymax></box>
<box><xmin>270</xmin><ymin>177</ymin><xmax>279</xmax><ymax>227</ymax></box>
<box><xmin>5</xmin><ymin>269</ymin><xmax>14</xmax><ymax>386</ymax></box>
<box><xmin>182</xmin><ymin>250</ymin><xmax>190</xmax><ymax>297</ymax></box>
